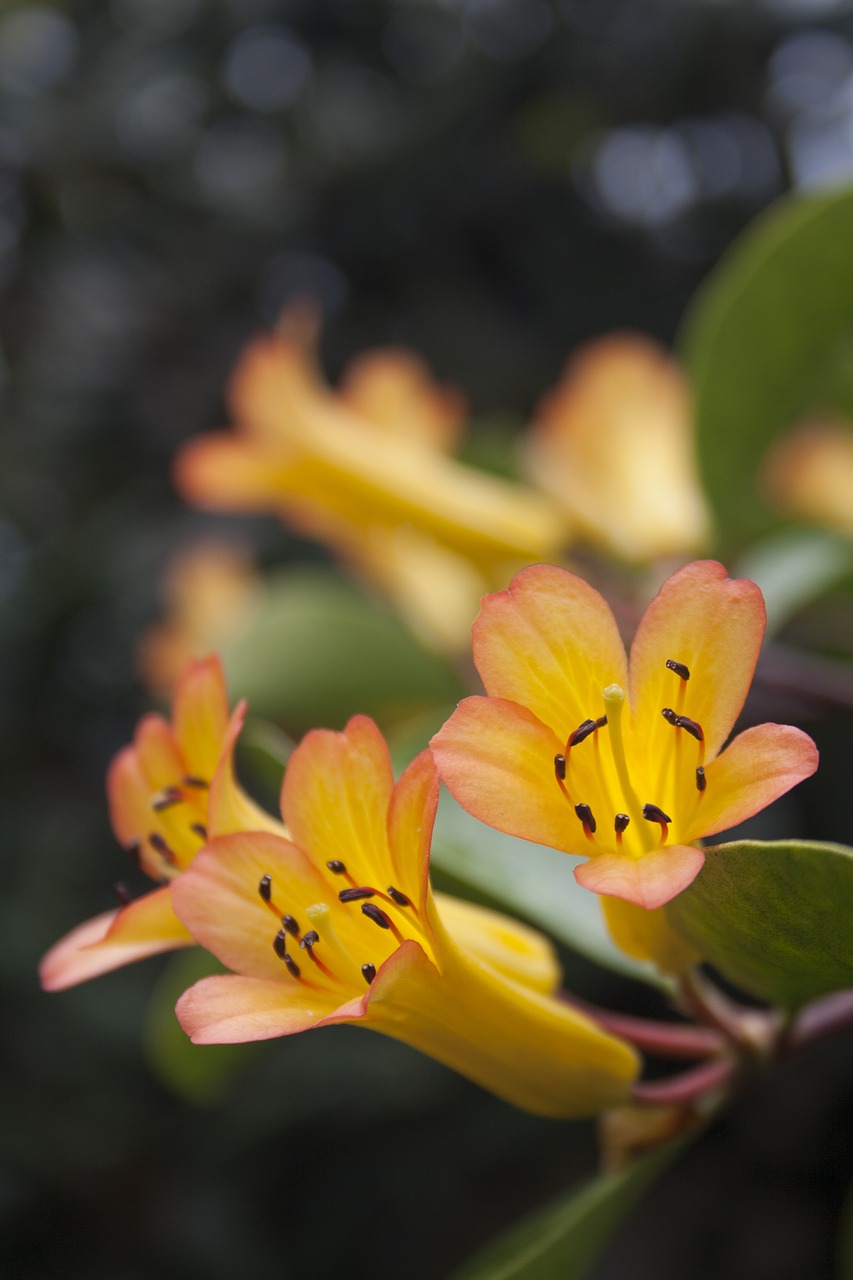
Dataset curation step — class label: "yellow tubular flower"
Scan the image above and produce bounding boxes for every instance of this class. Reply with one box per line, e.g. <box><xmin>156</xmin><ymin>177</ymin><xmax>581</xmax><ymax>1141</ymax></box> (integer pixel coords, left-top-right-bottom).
<box><xmin>173</xmin><ymin>323</ymin><xmax>568</xmax><ymax>649</ymax></box>
<box><xmin>171</xmin><ymin>716</ymin><xmax>639</xmax><ymax>1118</ymax></box>
<box><xmin>524</xmin><ymin>334</ymin><xmax>711</xmax><ymax>563</ymax></box>
<box><xmin>761</xmin><ymin>417</ymin><xmax>853</xmax><ymax>537</ymax></box>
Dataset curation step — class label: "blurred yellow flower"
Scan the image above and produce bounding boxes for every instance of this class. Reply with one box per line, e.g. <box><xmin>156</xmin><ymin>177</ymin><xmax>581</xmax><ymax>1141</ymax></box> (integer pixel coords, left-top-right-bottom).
<box><xmin>523</xmin><ymin>334</ymin><xmax>711</xmax><ymax>563</ymax></box>
<box><xmin>761</xmin><ymin>418</ymin><xmax>853</xmax><ymax>537</ymax></box>
<box><xmin>173</xmin><ymin>314</ymin><xmax>567</xmax><ymax>651</ymax></box>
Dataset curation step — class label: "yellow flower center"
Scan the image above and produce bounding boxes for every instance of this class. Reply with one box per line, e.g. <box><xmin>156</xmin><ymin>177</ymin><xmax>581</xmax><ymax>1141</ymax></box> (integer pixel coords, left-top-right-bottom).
<box><xmin>134</xmin><ymin>775</ymin><xmax>210</xmax><ymax>880</ymax></box>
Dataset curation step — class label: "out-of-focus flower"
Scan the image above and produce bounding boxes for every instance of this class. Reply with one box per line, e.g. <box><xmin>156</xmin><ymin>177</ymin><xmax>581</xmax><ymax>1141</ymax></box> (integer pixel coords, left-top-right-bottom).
<box><xmin>171</xmin><ymin>715</ymin><xmax>639</xmax><ymax>1118</ymax></box>
<box><xmin>431</xmin><ymin>561</ymin><xmax>817</xmax><ymax>968</ymax></box>
<box><xmin>40</xmin><ymin>657</ymin><xmax>281</xmax><ymax>990</ymax></box>
<box><xmin>173</xmin><ymin>314</ymin><xmax>568</xmax><ymax>651</ymax></box>
<box><xmin>523</xmin><ymin>335</ymin><xmax>711</xmax><ymax>563</ymax></box>
<box><xmin>761</xmin><ymin>417</ymin><xmax>853</xmax><ymax>537</ymax></box>
<box><xmin>138</xmin><ymin>540</ymin><xmax>262</xmax><ymax>699</ymax></box>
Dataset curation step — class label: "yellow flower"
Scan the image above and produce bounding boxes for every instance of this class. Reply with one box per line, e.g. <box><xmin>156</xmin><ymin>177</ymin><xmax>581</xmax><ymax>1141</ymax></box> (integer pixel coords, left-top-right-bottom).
<box><xmin>761</xmin><ymin>417</ymin><xmax>853</xmax><ymax>537</ymax></box>
<box><xmin>40</xmin><ymin>657</ymin><xmax>281</xmax><ymax>990</ymax></box>
<box><xmin>171</xmin><ymin>715</ymin><xmax>638</xmax><ymax>1118</ymax></box>
<box><xmin>173</xmin><ymin>317</ymin><xmax>567</xmax><ymax>649</ymax></box>
<box><xmin>523</xmin><ymin>335</ymin><xmax>711</xmax><ymax>562</ymax></box>
<box><xmin>431</xmin><ymin>561</ymin><xmax>818</xmax><ymax>969</ymax></box>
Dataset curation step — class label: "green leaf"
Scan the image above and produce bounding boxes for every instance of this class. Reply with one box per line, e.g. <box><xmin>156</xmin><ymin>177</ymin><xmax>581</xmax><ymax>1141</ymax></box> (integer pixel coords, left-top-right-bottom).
<box><xmin>680</xmin><ymin>186</ymin><xmax>853</xmax><ymax>550</ymax></box>
<box><xmin>667</xmin><ymin>839</ymin><xmax>853</xmax><ymax>1010</ymax></box>
<box><xmin>735</xmin><ymin>528</ymin><xmax>853</xmax><ymax>636</ymax></box>
<box><xmin>432</xmin><ymin>794</ymin><xmax>670</xmax><ymax>990</ymax></box>
<box><xmin>222</xmin><ymin>567</ymin><xmax>462</xmax><ymax>734</ymax></box>
<box><xmin>144</xmin><ymin>949</ymin><xmax>253</xmax><ymax>1103</ymax></box>
<box><xmin>450</xmin><ymin>1140</ymin><xmax>683</xmax><ymax>1280</ymax></box>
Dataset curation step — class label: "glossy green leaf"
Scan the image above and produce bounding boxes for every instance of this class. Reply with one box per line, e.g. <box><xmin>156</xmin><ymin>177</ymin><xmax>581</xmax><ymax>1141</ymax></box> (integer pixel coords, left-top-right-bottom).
<box><xmin>431</xmin><ymin>794</ymin><xmax>670</xmax><ymax>989</ymax></box>
<box><xmin>667</xmin><ymin>840</ymin><xmax>853</xmax><ymax>1009</ymax></box>
<box><xmin>450</xmin><ymin>1140</ymin><xmax>683</xmax><ymax>1280</ymax></box>
<box><xmin>222</xmin><ymin>567</ymin><xmax>462</xmax><ymax>734</ymax></box>
<box><xmin>680</xmin><ymin>186</ymin><xmax>853</xmax><ymax>549</ymax></box>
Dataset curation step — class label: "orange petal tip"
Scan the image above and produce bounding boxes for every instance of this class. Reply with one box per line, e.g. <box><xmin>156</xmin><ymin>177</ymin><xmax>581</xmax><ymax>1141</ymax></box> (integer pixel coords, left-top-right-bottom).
<box><xmin>574</xmin><ymin>845</ymin><xmax>706</xmax><ymax>909</ymax></box>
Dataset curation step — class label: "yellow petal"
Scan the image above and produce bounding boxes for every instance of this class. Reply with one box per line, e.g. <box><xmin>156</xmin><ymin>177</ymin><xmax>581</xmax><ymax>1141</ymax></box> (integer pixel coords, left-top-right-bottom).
<box><xmin>600</xmin><ymin>897</ymin><xmax>698</xmax><ymax>973</ymax></box>
<box><xmin>172</xmin><ymin>654</ymin><xmax>231</xmax><ymax>780</ymax></box>
<box><xmin>176</xmin><ymin>974</ymin><xmax>347</xmax><ymax>1043</ymax></box>
<box><xmin>761</xmin><ymin>418</ymin><xmax>853</xmax><ymax>536</ymax></box>
<box><xmin>432</xmin><ymin>892</ymin><xmax>561</xmax><ymax>994</ymax></box>
<box><xmin>339</xmin><ymin>348</ymin><xmax>466</xmax><ymax>450</ymax></box>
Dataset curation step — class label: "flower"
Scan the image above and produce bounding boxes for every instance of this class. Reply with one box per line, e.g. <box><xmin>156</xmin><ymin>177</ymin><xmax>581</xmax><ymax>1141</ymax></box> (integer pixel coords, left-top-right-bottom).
<box><xmin>523</xmin><ymin>335</ymin><xmax>711</xmax><ymax>562</ymax></box>
<box><xmin>173</xmin><ymin>315</ymin><xmax>567</xmax><ymax>650</ymax></box>
<box><xmin>137</xmin><ymin>539</ymin><xmax>262</xmax><ymax>698</ymax></box>
<box><xmin>761</xmin><ymin>417</ymin><xmax>853</xmax><ymax>538</ymax></box>
<box><xmin>40</xmin><ymin>656</ymin><xmax>281</xmax><ymax>990</ymax></box>
<box><xmin>430</xmin><ymin>561</ymin><xmax>818</xmax><ymax>965</ymax></box>
<box><xmin>170</xmin><ymin>715</ymin><xmax>639</xmax><ymax>1118</ymax></box>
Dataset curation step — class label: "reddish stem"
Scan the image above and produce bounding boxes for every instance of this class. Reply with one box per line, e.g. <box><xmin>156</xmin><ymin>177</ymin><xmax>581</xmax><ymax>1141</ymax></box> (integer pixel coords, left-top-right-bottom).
<box><xmin>783</xmin><ymin>989</ymin><xmax>853</xmax><ymax>1055</ymax></box>
<box><xmin>631</xmin><ymin>1055</ymin><xmax>737</xmax><ymax>1107</ymax></box>
<box><xmin>561</xmin><ymin>992</ymin><xmax>725</xmax><ymax>1060</ymax></box>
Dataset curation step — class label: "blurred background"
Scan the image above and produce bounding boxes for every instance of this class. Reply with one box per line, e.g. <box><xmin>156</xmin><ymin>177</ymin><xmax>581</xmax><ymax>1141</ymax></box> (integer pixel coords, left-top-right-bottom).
<box><xmin>3</xmin><ymin>0</ymin><xmax>853</xmax><ymax>1276</ymax></box>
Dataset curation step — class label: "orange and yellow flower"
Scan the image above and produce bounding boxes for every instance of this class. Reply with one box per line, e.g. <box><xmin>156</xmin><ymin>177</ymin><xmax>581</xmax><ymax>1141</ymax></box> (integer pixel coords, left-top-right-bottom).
<box><xmin>170</xmin><ymin>715</ymin><xmax>639</xmax><ymax>1118</ymax></box>
<box><xmin>431</xmin><ymin>561</ymin><xmax>818</xmax><ymax>964</ymax></box>
<box><xmin>173</xmin><ymin>317</ymin><xmax>567</xmax><ymax>650</ymax></box>
<box><xmin>40</xmin><ymin>656</ymin><xmax>281</xmax><ymax>990</ymax></box>
<box><xmin>523</xmin><ymin>335</ymin><xmax>711</xmax><ymax>562</ymax></box>
<box><xmin>761</xmin><ymin>417</ymin><xmax>853</xmax><ymax>538</ymax></box>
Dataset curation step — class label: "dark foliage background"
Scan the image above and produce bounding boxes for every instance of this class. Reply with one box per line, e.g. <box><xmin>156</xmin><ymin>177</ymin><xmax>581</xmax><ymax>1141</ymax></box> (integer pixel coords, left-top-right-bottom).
<box><xmin>2</xmin><ymin>1</ymin><xmax>853</xmax><ymax>1277</ymax></box>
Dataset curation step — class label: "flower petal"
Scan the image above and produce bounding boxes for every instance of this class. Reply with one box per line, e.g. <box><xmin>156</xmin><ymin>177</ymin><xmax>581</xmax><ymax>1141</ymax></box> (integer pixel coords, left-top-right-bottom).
<box><xmin>170</xmin><ymin>831</ymin><xmax>329</xmax><ymax>981</ymax></box>
<box><xmin>471</xmin><ymin>564</ymin><xmax>628</xmax><ymax>740</ymax></box>
<box><xmin>39</xmin><ymin>887</ymin><xmax>191</xmax><ymax>991</ymax></box>
<box><xmin>207</xmin><ymin>701</ymin><xmax>284</xmax><ymax>838</ymax></box>
<box><xmin>176</xmin><ymin>974</ymin><xmax>351</xmax><ymax>1044</ymax></box>
<box><xmin>387</xmin><ymin>749</ymin><xmax>439</xmax><ymax>914</ymax></box>
<box><xmin>172</xmin><ymin>654</ymin><xmax>230</xmax><ymax>780</ymax></box>
<box><xmin>431</xmin><ymin>696</ymin><xmax>578</xmax><ymax>854</ymax></box>
<box><xmin>339</xmin><ymin>348</ymin><xmax>466</xmax><ymax>450</ymax></box>
<box><xmin>433</xmin><ymin>892</ymin><xmax>561</xmax><ymax>994</ymax></box>
<box><xmin>574</xmin><ymin>845</ymin><xmax>706</xmax><ymax>909</ymax></box>
<box><xmin>627</xmin><ymin>560</ymin><xmax>765</xmax><ymax>760</ymax></box>
<box><xmin>682</xmin><ymin>723</ymin><xmax>819</xmax><ymax>842</ymax></box>
<box><xmin>281</xmin><ymin>715</ymin><xmax>395</xmax><ymax>891</ymax></box>
<box><xmin>600</xmin><ymin>897</ymin><xmax>698</xmax><ymax>972</ymax></box>
<box><xmin>173</xmin><ymin>435</ymin><xmax>299</xmax><ymax>509</ymax></box>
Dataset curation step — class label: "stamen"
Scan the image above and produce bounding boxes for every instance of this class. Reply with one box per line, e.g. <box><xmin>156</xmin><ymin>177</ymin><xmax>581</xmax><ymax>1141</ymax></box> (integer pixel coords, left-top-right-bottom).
<box><xmin>306</xmin><ymin>902</ymin><xmax>364</xmax><ymax>985</ymax></box>
<box><xmin>661</xmin><ymin>707</ymin><xmax>678</xmax><ymax>726</ymax></box>
<box><xmin>126</xmin><ymin>841</ymin><xmax>142</xmax><ymax>867</ymax></box>
<box><xmin>554</xmin><ymin>753</ymin><xmax>566</xmax><ymax>781</ymax></box>
<box><xmin>362</xmin><ymin>963</ymin><xmax>376</xmax><ymax>985</ymax></box>
<box><xmin>183</xmin><ymin>776</ymin><xmax>209</xmax><ymax>789</ymax></box>
<box><xmin>696</xmin><ymin>766</ymin><xmax>706</xmax><ymax>793</ymax></box>
<box><xmin>339</xmin><ymin>886</ymin><xmax>375</xmax><ymax>903</ymax></box>
<box><xmin>114</xmin><ymin>882</ymin><xmax>132</xmax><ymax>906</ymax></box>
<box><xmin>152</xmin><ymin>787</ymin><xmax>183</xmax><ymax>812</ymax></box>
<box><xmin>574</xmin><ymin>802</ymin><xmax>597</xmax><ymax>837</ymax></box>
<box><xmin>362</xmin><ymin>902</ymin><xmax>392</xmax><ymax>930</ymax></box>
<box><xmin>666</xmin><ymin>659</ymin><xmax>690</xmax><ymax>681</ymax></box>
<box><xmin>190</xmin><ymin>823</ymin><xmax>208</xmax><ymax>840</ymax></box>
<box><xmin>568</xmin><ymin>718</ymin><xmax>597</xmax><ymax>747</ymax></box>
<box><xmin>281</xmin><ymin>914</ymin><xmax>300</xmax><ymax>936</ymax></box>
<box><xmin>258</xmin><ymin>873</ymin><xmax>272</xmax><ymax>903</ymax></box>
<box><xmin>386</xmin><ymin>886</ymin><xmax>410</xmax><ymax>907</ymax></box>
<box><xmin>614</xmin><ymin>813</ymin><xmax>630</xmax><ymax>838</ymax></box>
<box><xmin>273</xmin><ymin>929</ymin><xmax>287</xmax><ymax>959</ymax></box>
<box><xmin>675</xmin><ymin>716</ymin><xmax>704</xmax><ymax>743</ymax></box>
<box><xmin>149</xmin><ymin>833</ymin><xmax>177</xmax><ymax>864</ymax></box>
<box><xmin>642</xmin><ymin>803</ymin><xmax>671</xmax><ymax>842</ymax></box>
<box><xmin>326</xmin><ymin>860</ymin><xmax>347</xmax><ymax>875</ymax></box>
<box><xmin>299</xmin><ymin>930</ymin><xmax>320</xmax><ymax>950</ymax></box>
<box><xmin>282</xmin><ymin>952</ymin><xmax>301</xmax><ymax>979</ymax></box>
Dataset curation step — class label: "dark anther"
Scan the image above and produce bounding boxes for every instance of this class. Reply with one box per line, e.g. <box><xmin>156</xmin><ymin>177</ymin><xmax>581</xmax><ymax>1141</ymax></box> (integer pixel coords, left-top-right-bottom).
<box><xmin>666</xmin><ymin>659</ymin><xmax>691</xmax><ymax>681</ymax></box>
<box><xmin>114</xmin><ymin>882</ymin><xmax>132</xmax><ymax>906</ymax></box>
<box><xmin>595</xmin><ymin>715</ymin><xmax>608</xmax><ymax>730</ymax></box>
<box><xmin>191</xmin><ymin>823</ymin><xmax>208</xmax><ymax>840</ymax></box>
<box><xmin>259</xmin><ymin>873</ymin><xmax>272</xmax><ymax>902</ymax></box>
<box><xmin>339</xmin><ymin>886</ymin><xmax>375</xmax><ymax>903</ymax></box>
<box><xmin>281</xmin><ymin>914</ymin><xmax>300</xmax><ymax>936</ymax></box>
<box><xmin>282</xmin><ymin>953</ymin><xmax>301</xmax><ymax>979</ymax></box>
<box><xmin>661</xmin><ymin>707</ymin><xmax>678</xmax><ymax>725</ymax></box>
<box><xmin>675</xmin><ymin>716</ymin><xmax>704</xmax><ymax>743</ymax></box>
<box><xmin>126</xmin><ymin>841</ymin><xmax>142</xmax><ymax>866</ymax></box>
<box><xmin>614</xmin><ymin>813</ymin><xmax>630</xmax><ymax>835</ymax></box>
<box><xmin>273</xmin><ymin>929</ymin><xmax>287</xmax><ymax>959</ymax></box>
<box><xmin>326</xmin><ymin>859</ymin><xmax>347</xmax><ymax>875</ymax></box>
<box><xmin>152</xmin><ymin>787</ymin><xmax>182</xmax><ymax>812</ymax></box>
<box><xmin>149</xmin><ymin>833</ymin><xmax>176</xmax><ymax>862</ymax></box>
<box><xmin>299</xmin><ymin>929</ymin><xmax>320</xmax><ymax>950</ymax></box>
<box><xmin>362</xmin><ymin>902</ymin><xmax>392</xmax><ymax>930</ymax></box>
<box><xmin>362</xmin><ymin>963</ymin><xmax>376</xmax><ymax>985</ymax></box>
<box><xmin>554</xmin><ymin>753</ymin><xmax>566</xmax><ymax>781</ymax></box>
<box><xmin>387</xmin><ymin>886</ymin><xmax>410</xmax><ymax>907</ymax></box>
<box><xmin>183</xmin><ymin>776</ymin><xmax>209</xmax><ymax>789</ymax></box>
<box><xmin>696</xmin><ymin>766</ymin><xmax>706</xmax><ymax>793</ymax></box>
<box><xmin>574</xmin><ymin>802</ymin><xmax>597</xmax><ymax>834</ymax></box>
<box><xmin>642</xmin><ymin>804</ymin><xmax>672</xmax><ymax>825</ymax></box>
<box><xmin>568</xmin><ymin>719</ymin><xmax>597</xmax><ymax>747</ymax></box>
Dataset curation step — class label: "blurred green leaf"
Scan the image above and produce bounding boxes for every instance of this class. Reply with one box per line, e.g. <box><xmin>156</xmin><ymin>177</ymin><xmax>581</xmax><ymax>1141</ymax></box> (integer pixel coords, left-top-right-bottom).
<box><xmin>450</xmin><ymin>1140</ymin><xmax>683</xmax><ymax>1280</ymax></box>
<box><xmin>735</xmin><ymin>528</ymin><xmax>853</xmax><ymax>636</ymax></box>
<box><xmin>681</xmin><ymin>186</ymin><xmax>853</xmax><ymax>549</ymax></box>
<box><xmin>144</xmin><ymin>949</ymin><xmax>253</xmax><ymax>1104</ymax></box>
<box><xmin>432</xmin><ymin>795</ymin><xmax>670</xmax><ymax>989</ymax></box>
<box><xmin>222</xmin><ymin>567</ymin><xmax>463</xmax><ymax>734</ymax></box>
<box><xmin>667</xmin><ymin>840</ymin><xmax>853</xmax><ymax>1009</ymax></box>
